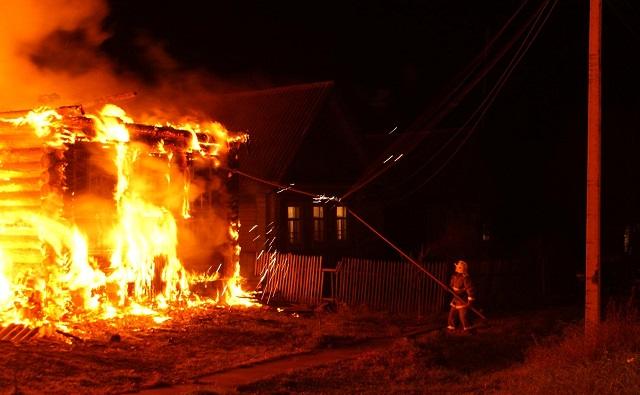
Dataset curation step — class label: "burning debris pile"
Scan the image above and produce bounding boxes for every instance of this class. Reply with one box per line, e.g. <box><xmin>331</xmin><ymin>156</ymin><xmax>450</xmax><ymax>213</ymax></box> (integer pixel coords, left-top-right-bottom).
<box><xmin>0</xmin><ymin>103</ymin><xmax>253</xmax><ymax>335</ymax></box>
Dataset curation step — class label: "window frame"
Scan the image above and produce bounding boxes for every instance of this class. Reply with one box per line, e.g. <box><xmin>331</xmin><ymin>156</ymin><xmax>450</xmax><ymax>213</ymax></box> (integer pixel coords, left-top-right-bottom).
<box><xmin>312</xmin><ymin>205</ymin><xmax>325</xmax><ymax>242</ymax></box>
<box><xmin>336</xmin><ymin>205</ymin><xmax>347</xmax><ymax>241</ymax></box>
<box><xmin>286</xmin><ymin>205</ymin><xmax>302</xmax><ymax>244</ymax></box>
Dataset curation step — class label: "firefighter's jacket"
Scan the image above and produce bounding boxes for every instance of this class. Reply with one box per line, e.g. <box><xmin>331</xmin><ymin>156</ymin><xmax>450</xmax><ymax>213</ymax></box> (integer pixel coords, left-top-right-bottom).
<box><xmin>449</xmin><ymin>272</ymin><xmax>476</xmax><ymax>307</ymax></box>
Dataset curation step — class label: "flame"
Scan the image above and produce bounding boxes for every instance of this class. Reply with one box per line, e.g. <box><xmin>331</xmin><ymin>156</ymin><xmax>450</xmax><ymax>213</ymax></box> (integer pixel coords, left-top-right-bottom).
<box><xmin>0</xmin><ymin>104</ymin><xmax>255</xmax><ymax>331</ymax></box>
<box><xmin>163</xmin><ymin>121</ymin><xmax>249</xmax><ymax>166</ymax></box>
<box><xmin>224</xmin><ymin>221</ymin><xmax>254</xmax><ymax>307</ymax></box>
<box><xmin>0</xmin><ymin>107</ymin><xmax>67</xmax><ymax>146</ymax></box>
<box><xmin>88</xmin><ymin>104</ymin><xmax>132</xmax><ymax>143</ymax></box>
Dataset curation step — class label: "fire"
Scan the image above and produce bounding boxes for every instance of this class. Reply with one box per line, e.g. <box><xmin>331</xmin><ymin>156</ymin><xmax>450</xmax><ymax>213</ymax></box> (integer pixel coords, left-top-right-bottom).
<box><xmin>0</xmin><ymin>104</ymin><xmax>255</xmax><ymax>331</ymax></box>
<box><xmin>225</xmin><ymin>221</ymin><xmax>254</xmax><ymax>307</ymax></box>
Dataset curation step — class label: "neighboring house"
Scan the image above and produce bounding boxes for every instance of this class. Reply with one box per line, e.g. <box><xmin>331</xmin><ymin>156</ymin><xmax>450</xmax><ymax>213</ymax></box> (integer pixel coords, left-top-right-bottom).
<box><xmin>210</xmin><ymin>81</ymin><xmax>386</xmax><ymax>280</ymax></box>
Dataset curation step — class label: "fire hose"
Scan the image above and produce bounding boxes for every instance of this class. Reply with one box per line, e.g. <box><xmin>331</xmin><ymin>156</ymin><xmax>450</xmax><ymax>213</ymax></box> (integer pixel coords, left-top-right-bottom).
<box><xmin>348</xmin><ymin>208</ymin><xmax>487</xmax><ymax>320</ymax></box>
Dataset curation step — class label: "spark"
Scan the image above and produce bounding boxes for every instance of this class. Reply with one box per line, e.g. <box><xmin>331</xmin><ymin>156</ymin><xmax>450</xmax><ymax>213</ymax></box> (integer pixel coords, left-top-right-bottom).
<box><xmin>383</xmin><ymin>155</ymin><xmax>394</xmax><ymax>164</ymax></box>
<box><xmin>388</xmin><ymin>126</ymin><xmax>398</xmax><ymax>135</ymax></box>
<box><xmin>394</xmin><ymin>153</ymin><xmax>404</xmax><ymax>162</ymax></box>
<box><xmin>248</xmin><ymin>224</ymin><xmax>258</xmax><ymax>233</ymax></box>
<box><xmin>312</xmin><ymin>194</ymin><xmax>340</xmax><ymax>204</ymax></box>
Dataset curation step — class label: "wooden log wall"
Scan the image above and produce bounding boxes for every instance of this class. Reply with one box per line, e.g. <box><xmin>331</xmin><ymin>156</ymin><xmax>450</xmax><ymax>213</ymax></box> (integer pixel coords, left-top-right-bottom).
<box><xmin>0</xmin><ymin>124</ymin><xmax>49</xmax><ymax>271</ymax></box>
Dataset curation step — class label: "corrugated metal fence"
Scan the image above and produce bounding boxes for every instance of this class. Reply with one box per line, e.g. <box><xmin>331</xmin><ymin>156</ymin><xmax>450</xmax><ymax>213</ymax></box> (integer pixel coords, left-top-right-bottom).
<box><xmin>335</xmin><ymin>258</ymin><xmax>450</xmax><ymax>315</ymax></box>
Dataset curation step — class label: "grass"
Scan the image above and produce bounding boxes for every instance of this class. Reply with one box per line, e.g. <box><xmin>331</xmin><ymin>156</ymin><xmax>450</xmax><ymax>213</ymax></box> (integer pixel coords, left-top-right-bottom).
<box><xmin>495</xmin><ymin>303</ymin><xmax>640</xmax><ymax>394</ymax></box>
<box><xmin>241</xmin><ymin>303</ymin><xmax>640</xmax><ymax>394</ymax></box>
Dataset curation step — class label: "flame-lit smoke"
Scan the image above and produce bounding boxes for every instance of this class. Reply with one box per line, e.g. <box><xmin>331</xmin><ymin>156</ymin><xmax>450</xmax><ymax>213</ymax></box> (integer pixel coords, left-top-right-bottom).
<box><xmin>0</xmin><ymin>0</ymin><xmax>257</xmax><ymax>331</ymax></box>
<box><xmin>0</xmin><ymin>0</ymin><xmax>139</xmax><ymax>111</ymax></box>
<box><xmin>0</xmin><ymin>1</ymin><xmax>257</xmax><ymax>122</ymax></box>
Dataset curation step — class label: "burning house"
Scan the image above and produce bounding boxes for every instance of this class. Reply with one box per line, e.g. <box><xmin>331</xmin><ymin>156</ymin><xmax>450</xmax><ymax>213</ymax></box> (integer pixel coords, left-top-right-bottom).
<box><xmin>0</xmin><ymin>102</ymin><xmax>252</xmax><ymax>339</ymax></box>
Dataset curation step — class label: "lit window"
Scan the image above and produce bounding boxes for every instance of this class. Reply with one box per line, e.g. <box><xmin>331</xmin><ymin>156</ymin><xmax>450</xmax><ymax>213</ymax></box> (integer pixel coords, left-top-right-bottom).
<box><xmin>336</xmin><ymin>206</ymin><xmax>347</xmax><ymax>241</ymax></box>
<box><xmin>287</xmin><ymin>206</ymin><xmax>301</xmax><ymax>244</ymax></box>
<box><xmin>313</xmin><ymin>206</ymin><xmax>324</xmax><ymax>241</ymax></box>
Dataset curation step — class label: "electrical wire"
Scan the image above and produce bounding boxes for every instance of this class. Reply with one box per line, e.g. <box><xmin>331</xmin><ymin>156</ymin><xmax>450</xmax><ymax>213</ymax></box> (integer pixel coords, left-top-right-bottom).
<box><xmin>394</xmin><ymin>0</ymin><xmax>559</xmax><ymax>202</ymax></box>
<box><xmin>341</xmin><ymin>0</ymin><xmax>538</xmax><ymax>201</ymax></box>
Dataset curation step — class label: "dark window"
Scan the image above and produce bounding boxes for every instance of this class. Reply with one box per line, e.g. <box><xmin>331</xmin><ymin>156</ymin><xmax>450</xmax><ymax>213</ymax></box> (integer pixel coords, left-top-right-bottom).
<box><xmin>482</xmin><ymin>223</ymin><xmax>491</xmax><ymax>241</ymax></box>
<box><xmin>313</xmin><ymin>206</ymin><xmax>325</xmax><ymax>241</ymax></box>
<box><xmin>287</xmin><ymin>206</ymin><xmax>302</xmax><ymax>244</ymax></box>
<box><xmin>336</xmin><ymin>206</ymin><xmax>347</xmax><ymax>241</ymax></box>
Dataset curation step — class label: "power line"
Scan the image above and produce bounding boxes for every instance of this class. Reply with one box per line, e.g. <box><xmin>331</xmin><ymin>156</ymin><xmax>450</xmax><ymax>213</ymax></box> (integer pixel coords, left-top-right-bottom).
<box><xmin>341</xmin><ymin>0</ymin><xmax>542</xmax><ymax>201</ymax></box>
<box><xmin>394</xmin><ymin>0</ymin><xmax>559</xmax><ymax>202</ymax></box>
<box><xmin>606</xmin><ymin>0</ymin><xmax>640</xmax><ymax>42</ymax></box>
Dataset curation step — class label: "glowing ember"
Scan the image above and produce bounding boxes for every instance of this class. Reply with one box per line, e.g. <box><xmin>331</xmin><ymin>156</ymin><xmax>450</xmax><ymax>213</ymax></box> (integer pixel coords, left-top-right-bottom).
<box><xmin>0</xmin><ymin>104</ymin><xmax>255</xmax><ymax>331</ymax></box>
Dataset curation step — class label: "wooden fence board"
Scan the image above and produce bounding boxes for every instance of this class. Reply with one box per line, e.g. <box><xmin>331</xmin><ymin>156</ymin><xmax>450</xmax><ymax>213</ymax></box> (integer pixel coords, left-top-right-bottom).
<box><xmin>255</xmin><ymin>253</ymin><xmax>323</xmax><ymax>305</ymax></box>
<box><xmin>255</xmin><ymin>253</ymin><xmax>522</xmax><ymax>313</ymax></box>
<box><xmin>335</xmin><ymin>258</ymin><xmax>451</xmax><ymax>315</ymax></box>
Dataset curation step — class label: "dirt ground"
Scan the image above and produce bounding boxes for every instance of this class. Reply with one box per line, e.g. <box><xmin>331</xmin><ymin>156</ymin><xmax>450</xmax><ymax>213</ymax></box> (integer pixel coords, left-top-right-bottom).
<box><xmin>0</xmin><ymin>302</ymin><xmax>423</xmax><ymax>394</ymax></box>
<box><xmin>0</xmin><ymin>303</ymin><xmax>581</xmax><ymax>394</ymax></box>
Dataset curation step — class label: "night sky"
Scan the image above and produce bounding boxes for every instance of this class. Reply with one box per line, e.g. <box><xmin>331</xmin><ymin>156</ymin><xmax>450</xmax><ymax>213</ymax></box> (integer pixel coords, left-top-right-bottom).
<box><xmin>101</xmin><ymin>0</ymin><xmax>640</xmax><ymax>263</ymax></box>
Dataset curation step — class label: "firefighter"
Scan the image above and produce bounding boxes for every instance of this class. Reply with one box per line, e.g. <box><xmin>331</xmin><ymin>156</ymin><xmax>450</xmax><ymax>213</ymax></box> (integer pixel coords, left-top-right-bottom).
<box><xmin>447</xmin><ymin>260</ymin><xmax>476</xmax><ymax>332</ymax></box>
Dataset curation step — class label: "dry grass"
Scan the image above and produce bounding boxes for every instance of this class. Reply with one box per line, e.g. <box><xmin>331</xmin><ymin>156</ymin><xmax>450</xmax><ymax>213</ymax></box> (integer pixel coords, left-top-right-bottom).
<box><xmin>493</xmin><ymin>303</ymin><xmax>640</xmax><ymax>395</ymax></box>
<box><xmin>242</xmin><ymin>304</ymin><xmax>640</xmax><ymax>394</ymax></box>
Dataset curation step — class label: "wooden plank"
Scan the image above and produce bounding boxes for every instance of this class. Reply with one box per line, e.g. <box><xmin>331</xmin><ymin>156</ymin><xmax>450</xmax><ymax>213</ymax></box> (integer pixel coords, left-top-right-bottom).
<box><xmin>312</xmin><ymin>256</ymin><xmax>319</xmax><ymax>304</ymax></box>
<box><xmin>347</xmin><ymin>258</ymin><xmax>355</xmax><ymax>305</ymax></box>
<box><xmin>316</xmin><ymin>257</ymin><xmax>323</xmax><ymax>303</ymax></box>
<box><xmin>338</xmin><ymin>259</ymin><xmax>347</xmax><ymax>304</ymax></box>
<box><xmin>349</xmin><ymin>258</ymin><xmax>357</xmax><ymax>305</ymax></box>
<box><xmin>347</xmin><ymin>259</ymin><xmax>355</xmax><ymax>305</ymax></box>
<box><xmin>373</xmin><ymin>260</ymin><xmax>382</xmax><ymax>309</ymax></box>
<box><xmin>300</xmin><ymin>255</ymin><xmax>308</xmax><ymax>303</ymax></box>
<box><xmin>335</xmin><ymin>260</ymin><xmax>342</xmax><ymax>303</ymax></box>
<box><xmin>364</xmin><ymin>259</ymin><xmax>371</xmax><ymax>306</ymax></box>
<box><xmin>401</xmin><ymin>259</ymin><xmax>410</xmax><ymax>314</ymax></box>
<box><xmin>302</xmin><ymin>255</ymin><xmax>309</xmax><ymax>303</ymax></box>
<box><xmin>363</xmin><ymin>259</ymin><xmax>370</xmax><ymax>306</ymax></box>
<box><xmin>384</xmin><ymin>259</ymin><xmax>392</xmax><ymax>312</ymax></box>
<box><xmin>288</xmin><ymin>254</ymin><xmax>296</xmax><ymax>301</ymax></box>
<box><xmin>317</xmin><ymin>257</ymin><xmax>323</xmax><ymax>303</ymax></box>
<box><xmin>385</xmin><ymin>259</ymin><xmax>393</xmax><ymax>311</ymax></box>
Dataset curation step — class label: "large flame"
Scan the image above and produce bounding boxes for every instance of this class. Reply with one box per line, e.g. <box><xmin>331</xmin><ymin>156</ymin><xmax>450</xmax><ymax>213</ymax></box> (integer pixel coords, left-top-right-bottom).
<box><xmin>0</xmin><ymin>104</ymin><xmax>253</xmax><ymax>330</ymax></box>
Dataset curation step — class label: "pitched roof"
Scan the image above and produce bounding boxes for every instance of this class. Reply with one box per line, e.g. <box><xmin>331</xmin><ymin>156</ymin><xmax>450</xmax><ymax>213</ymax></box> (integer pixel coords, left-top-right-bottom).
<box><xmin>211</xmin><ymin>81</ymin><xmax>333</xmax><ymax>182</ymax></box>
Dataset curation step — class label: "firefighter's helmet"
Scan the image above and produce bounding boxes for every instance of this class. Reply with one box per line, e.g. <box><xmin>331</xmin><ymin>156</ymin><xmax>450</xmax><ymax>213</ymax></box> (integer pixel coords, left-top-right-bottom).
<box><xmin>454</xmin><ymin>260</ymin><xmax>468</xmax><ymax>273</ymax></box>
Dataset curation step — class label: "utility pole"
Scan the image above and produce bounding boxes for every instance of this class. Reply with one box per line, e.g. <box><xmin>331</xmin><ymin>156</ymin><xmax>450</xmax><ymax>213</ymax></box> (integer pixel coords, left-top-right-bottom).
<box><xmin>585</xmin><ymin>0</ymin><xmax>602</xmax><ymax>336</ymax></box>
